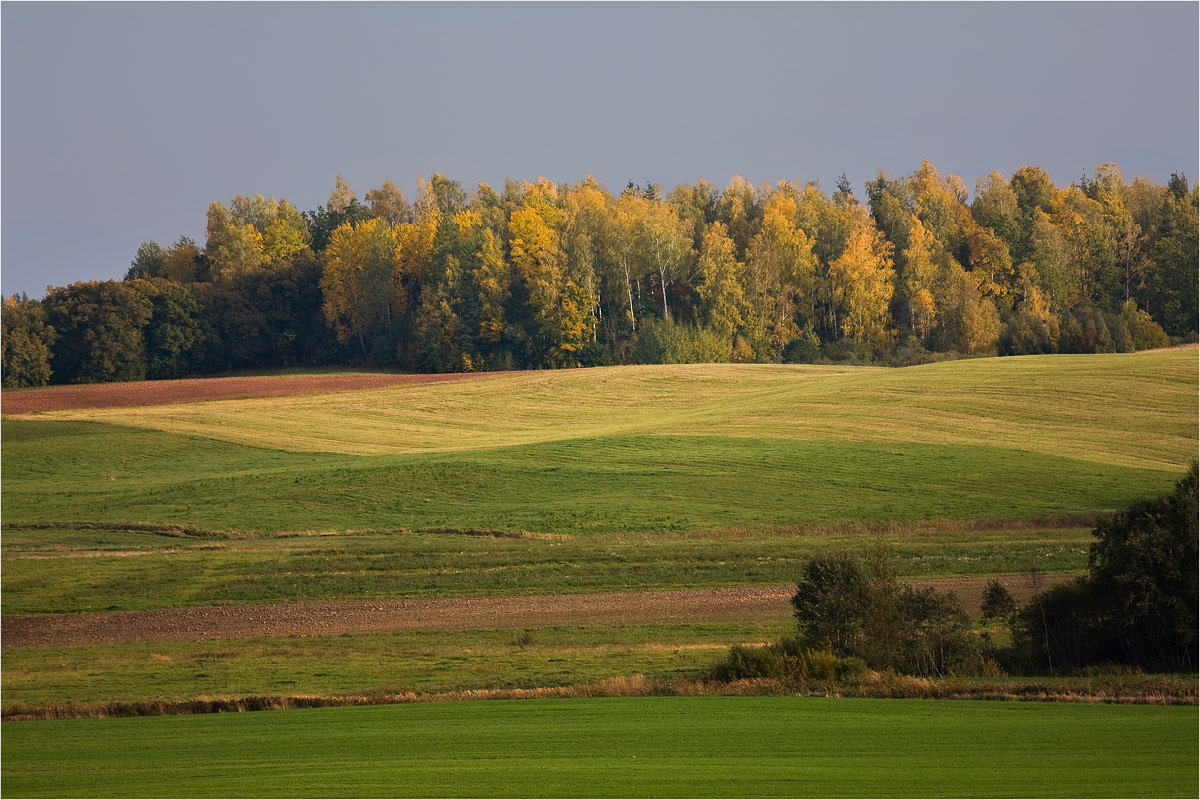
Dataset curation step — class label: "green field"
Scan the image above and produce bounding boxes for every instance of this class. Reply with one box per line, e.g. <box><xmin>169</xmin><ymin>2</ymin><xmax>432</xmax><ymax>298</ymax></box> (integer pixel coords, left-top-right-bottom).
<box><xmin>1</xmin><ymin>622</ymin><xmax>792</xmax><ymax>709</ymax></box>
<box><xmin>2</xmin><ymin>352</ymin><xmax>1196</xmax><ymax>796</ymax></box>
<box><xmin>1</xmin><ymin>526</ymin><xmax>1090</xmax><ymax>613</ymax></box>
<box><xmin>3</xmin><ymin>697</ymin><xmax>1196</xmax><ymax>798</ymax></box>
<box><xmin>4</xmin><ymin>352</ymin><xmax>1195</xmax><ymax>539</ymax></box>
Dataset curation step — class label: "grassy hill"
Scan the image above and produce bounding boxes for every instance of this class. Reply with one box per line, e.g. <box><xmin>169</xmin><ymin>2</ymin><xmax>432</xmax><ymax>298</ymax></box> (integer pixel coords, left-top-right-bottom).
<box><xmin>5</xmin><ymin>351</ymin><xmax>1195</xmax><ymax>537</ymax></box>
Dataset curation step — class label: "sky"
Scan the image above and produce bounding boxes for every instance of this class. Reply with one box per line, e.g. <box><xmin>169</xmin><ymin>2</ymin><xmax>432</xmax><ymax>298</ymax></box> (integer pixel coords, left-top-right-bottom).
<box><xmin>2</xmin><ymin>2</ymin><xmax>1197</xmax><ymax>298</ymax></box>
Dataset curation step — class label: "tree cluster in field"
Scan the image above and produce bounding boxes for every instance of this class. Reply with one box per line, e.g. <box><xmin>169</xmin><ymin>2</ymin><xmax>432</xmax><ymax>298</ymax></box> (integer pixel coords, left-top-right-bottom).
<box><xmin>712</xmin><ymin>464</ymin><xmax>1198</xmax><ymax>681</ymax></box>
<box><xmin>3</xmin><ymin>161</ymin><xmax>1197</xmax><ymax>387</ymax></box>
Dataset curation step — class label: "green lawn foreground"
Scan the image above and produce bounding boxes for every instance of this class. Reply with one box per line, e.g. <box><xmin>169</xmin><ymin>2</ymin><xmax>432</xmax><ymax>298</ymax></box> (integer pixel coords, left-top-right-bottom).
<box><xmin>3</xmin><ymin>697</ymin><xmax>1196</xmax><ymax>798</ymax></box>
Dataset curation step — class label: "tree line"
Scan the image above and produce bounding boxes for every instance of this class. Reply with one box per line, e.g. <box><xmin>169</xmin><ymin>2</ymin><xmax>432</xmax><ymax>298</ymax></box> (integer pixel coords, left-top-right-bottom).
<box><xmin>3</xmin><ymin>161</ymin><xmax>1197</xmax><ymax>387</ymax></box>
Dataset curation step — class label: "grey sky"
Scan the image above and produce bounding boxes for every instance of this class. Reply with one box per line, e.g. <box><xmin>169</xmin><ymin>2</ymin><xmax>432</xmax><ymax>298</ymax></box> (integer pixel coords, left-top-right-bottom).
<box><xmin>2</xmin><ymin>2</ymin><xmax>1197</xmax><ymax>298</ymax></box>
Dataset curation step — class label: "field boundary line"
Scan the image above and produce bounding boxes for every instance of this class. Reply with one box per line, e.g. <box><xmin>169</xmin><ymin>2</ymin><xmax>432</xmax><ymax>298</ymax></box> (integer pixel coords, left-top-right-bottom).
<box><xmin>4</xmin><ymin>672</ymin><xmax>1194</xmax><ymax>722</ymax></box>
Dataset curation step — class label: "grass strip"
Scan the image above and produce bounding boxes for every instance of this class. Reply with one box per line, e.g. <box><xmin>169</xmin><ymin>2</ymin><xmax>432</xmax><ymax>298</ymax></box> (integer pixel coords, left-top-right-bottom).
<box><xmin>3</xmin><ymin>696</ymin><xmax>1196</xmax><ymax>797</ymax></box>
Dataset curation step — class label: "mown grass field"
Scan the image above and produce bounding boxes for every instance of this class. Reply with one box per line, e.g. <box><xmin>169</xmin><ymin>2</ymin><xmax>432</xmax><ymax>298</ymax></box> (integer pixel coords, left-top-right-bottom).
<box><xmin>4</xmin><ymin>351</ymin><xmax>1194</xmax><ymax>538</ymax></box>
<box><xmin>3</xmin><ymin>697</ymin><xmax>1197</xmax><ymax>798</ymax></box>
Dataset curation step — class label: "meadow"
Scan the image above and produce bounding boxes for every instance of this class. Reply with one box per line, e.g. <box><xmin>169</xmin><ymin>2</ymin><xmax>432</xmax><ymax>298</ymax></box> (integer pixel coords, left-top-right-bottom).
<box><xmin>2</xmin><ymin>525</ymin><xmax>1090</xmax><ymax>613</ymax></box>
<box><xmin>2</xmin><ymin>351</ymin><xmax>1196</xmax><ymax>796</ymax></box>
<box><xmin>4</xmin><ymin>351</ymin><xmax>1194</xmax><ymax>539</ymax></box>
<box><xmin>3</xmin><ymin>697</ymin><xmax>1197</xmax><ymax>798</ymax></box>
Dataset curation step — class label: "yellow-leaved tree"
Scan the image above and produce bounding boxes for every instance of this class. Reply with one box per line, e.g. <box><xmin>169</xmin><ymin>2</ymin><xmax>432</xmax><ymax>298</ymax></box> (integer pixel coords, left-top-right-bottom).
<box><xmin>696</xmin><ymin>221</ymin><xmax>746</xmax><ymax>341</ymax></box>
<box><xmin>743</xmin><ymin>188</ymin><xmax>818</xmax><ymax>358</ymax></box>
<box><xmin>828</xmin><ymin>215</ymin><xmax>894</xmax><ymax>349</ymax></box>
<box><xmin>900</xmin><ymin>216</ymin><xmax>939</xmax><ymax>341</ymax></box>
<box><xmin>508</xmin><ymin>183</ymin><xmax>589</xmax><ymax>365</ymax></box>
<box><xmin>261</xmin><ymin>200</ymin><xmax>312</xmax><ymax>266</ymax></box>
<box><xmin>205</xmin><ymin>201</ymin><xmax>265</xmax><ymax>280</ymax></box>
<box><xmin>474</xmin><ymin>227</ymin><xmax>510</xmax><ymax>344</ymax></box>
<box><xmin>319</xmin><ymin>218</ymin><xmax>400</xmax><ymax>353</ymax></box>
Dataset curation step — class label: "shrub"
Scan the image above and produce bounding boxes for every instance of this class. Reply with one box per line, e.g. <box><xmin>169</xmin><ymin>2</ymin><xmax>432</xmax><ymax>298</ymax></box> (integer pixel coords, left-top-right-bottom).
<box><xmin>708</xmin><ymin>638</ymin><xmax>869</xmax><ymax>683</ymax></box>
<box><xmin>632</xmin><ymin>318</ymin><xmax>731</xmax><ymax>364</ymax></box>
<box><xmin>782</xmin><ymin>328</ymin><xmax>821</xmax><ymax>363</ymax></box>
<box><xmin>980</xmin><ymin>579</ymin><xmax>1017</xmax><ymax>621</ymax></box>
<box><xmin>1088</xmin><ymin>462</ymin><xmax>1198</xmax><ymax>671</ymax></box>
<box><xmin>575</xmin><ymin>340</ymin><xmax>616</xmax><ymax>367</ymax></box>
<box><xmin>709</xmin><ymin>644</ymin><xmax>783</xmax><ymax>681</ymax></box>
<box><xmin>791</xmin><ymin>546</ymin><xmax>979</xmax><ymax>676</ymax></box>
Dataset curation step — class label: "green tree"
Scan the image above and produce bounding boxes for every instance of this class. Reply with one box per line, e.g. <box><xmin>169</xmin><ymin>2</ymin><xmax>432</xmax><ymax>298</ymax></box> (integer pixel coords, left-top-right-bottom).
<box><xmin>1</xmin><ymin>296</ymin><xmax>56</xmax><ymax>387</ymax></box>
<box><xmin>42</xmin><ymin>281</ymin><xmax>153</xmax><ymax>383</ymax></box>
<box><xmin>125</xmin><ymin>241</ymin><xmax>165</xmax><ymax>280</ymax></box>
<box><xmin>1088</xmin><ymin>463</ymin><xmax>1198</xmax><ymax>670</ymax></box>
<box><xmin>1144</xmin><ymin>188</ymin><xmax>1199</xmax><ymax>335</ymax></box>
<box><xmin>128</xmin><ymin>278</ymin><xmax>204</xmax><ymax>379</ymax></box>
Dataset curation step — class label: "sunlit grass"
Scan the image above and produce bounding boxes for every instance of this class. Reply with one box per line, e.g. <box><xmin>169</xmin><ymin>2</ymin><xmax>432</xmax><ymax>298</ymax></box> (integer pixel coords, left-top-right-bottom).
<box><xmin>22</xmin><ymin>351</ymin><xmax>1196</xmax><ymax>469</ymax></box>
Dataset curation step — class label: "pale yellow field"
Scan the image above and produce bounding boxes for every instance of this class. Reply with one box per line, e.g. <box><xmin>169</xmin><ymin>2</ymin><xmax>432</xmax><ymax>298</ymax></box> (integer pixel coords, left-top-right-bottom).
<box><xmin>31</xmin><ymin>350</ymin><xmax>1197</xmax><ymax>471</ymax></box>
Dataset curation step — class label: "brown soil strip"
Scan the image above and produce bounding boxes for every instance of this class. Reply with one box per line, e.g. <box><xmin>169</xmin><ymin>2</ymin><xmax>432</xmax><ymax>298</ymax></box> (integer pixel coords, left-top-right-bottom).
<box><xmin>0</xmin><ymin>574</ymin><xmax>1074</xmax><ymax>650</ymax></box>
<box><xmin>1</xmin><ymin>370</ymin><xmax>518</xmax><ymax>414</ymax></box>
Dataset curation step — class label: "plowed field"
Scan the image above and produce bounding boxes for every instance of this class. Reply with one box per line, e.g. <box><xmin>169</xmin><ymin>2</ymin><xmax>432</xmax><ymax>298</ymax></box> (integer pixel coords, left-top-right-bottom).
<box><xmin>1</xmin><ymin>574</ymin><xmax>1072</xmax><ymax>649</ymax></box>
<box><xmin>1</xmin><ymin>371</ymin><xmax>511</xmax><ymax>414</ymax></box>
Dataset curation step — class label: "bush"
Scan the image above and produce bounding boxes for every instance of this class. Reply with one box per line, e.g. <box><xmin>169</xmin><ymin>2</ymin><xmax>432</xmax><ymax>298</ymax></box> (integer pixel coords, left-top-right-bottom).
<box><xmin>1120</xmin><ymin>301</ymin><xmax>1170</xmax><ymax>351</ymax></box>
<box><xmin>632</xmin><ymin>318</ymin><xmax>731</xmax><ymax>364</ymax></box>
<box><xmin>1088</xmin><ymin>462</ymin><xmax>1198</xmax><ymax>670</ymax></box>
<box><xmin>575</xmin><ymin>340</ymin><xmax>616</xmax><ymax>367</ymax></box>
<box><xmin>980</xmin><ymin>579</ymin><xmax>1017</xmax><ymax>621</ymax></box>
<box><xmin>709</xmin><ymin>644</ymin><xmax>783</xmax><ymax>681</ymax></box>
<box><xmin>708</xmin><ymin>638</ymin><xmax>869</xmax><ymax>683</ymax></box>
<box><xmin>791</xmin><ymin>546</ymin><xmax>979</xmax><ymax>677</ymax></box>
<box><xmin>1011</xmin><ymin>465</ymin><xmax>1198</xmax><ymax>673</ymax></box>
<box><xmin>781</xmin><ymin>328</ymin><xmax>821</xmax><ymax>363</ymax></box>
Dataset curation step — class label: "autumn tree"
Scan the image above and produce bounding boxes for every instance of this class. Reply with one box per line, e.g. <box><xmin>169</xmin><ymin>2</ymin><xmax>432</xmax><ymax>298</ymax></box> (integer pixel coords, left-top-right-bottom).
<box><xmin>696</xmin><ymin>221</ymin><xmax>745</xmax><ymax>341</ymax></box>
<box><xmin>899</xmin><ymin>217</ymin><xmax>939</xmax><ymax>341</ymax></box>
<box><xmin>205</xmin><ymin>201</ymin><xmax>264</xmax><ymax>280</ymax></box>
<box><xmin>320</xmin><ymin>218</ymin><xmax>401</xmax><ymax>355</ymax></box>
<box><xmin>508</xmin><ymin>183</ymin><xmax>589</xmax><ymax>365</ymax></box>
<box><xmin>365</xmin><ymin>179</ymin><xmax>412</xmax><ymax>226</ymax></box>
<box><xmin>160</xmin><ymin>236</ymin><xmax>204</xmax><ymax>283</ymax></box>
<box><xmin>261</xmin><ymin>200</ymin><xmax>312</xmax><ymax>266</ymax></box>
<box><xmin>641</xmin><ymin>199</ymin><xmax>693</xmax><ymax>321</ymax></box>
<box><xmin>827</xmin><ymin>215</ymin><xmax>894</xmax><ymax>349</ymax></box>
<box><xmin>474</xmin><ymin>227</ymin><xmax>511</xmax><ymax>347</ymax></box>
<box><xmin>743</xmin><ymin>188</ymin><xmax>818</xmax><ymax>358</ymax></box>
